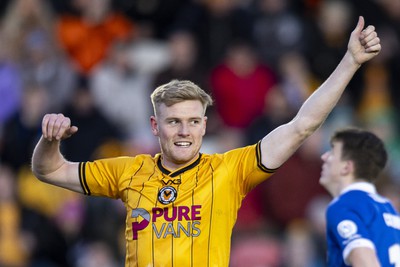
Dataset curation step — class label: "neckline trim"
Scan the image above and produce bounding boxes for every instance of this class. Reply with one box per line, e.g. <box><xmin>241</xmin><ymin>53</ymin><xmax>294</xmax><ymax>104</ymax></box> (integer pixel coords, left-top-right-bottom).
<box><xmin>157</xmin><ymin>154</ymin><xmax>202</xmax><ymax>177</ymax></box>
<box><xmin>341</xmin><ymin>182</ymin><xmax>376</xmax><ymax>195</ymax></box>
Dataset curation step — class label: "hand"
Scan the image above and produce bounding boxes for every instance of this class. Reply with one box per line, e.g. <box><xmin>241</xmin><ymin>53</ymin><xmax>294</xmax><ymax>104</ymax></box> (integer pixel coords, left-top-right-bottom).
<box><xmin>348</xmin><ymin>16</ymin><xmax>381</xmax><ymax>65</ymax></box>
<box><xmin>42</xmin><ymin>113</ymin><xmax>78</xmax><ymax>141</ymax></box>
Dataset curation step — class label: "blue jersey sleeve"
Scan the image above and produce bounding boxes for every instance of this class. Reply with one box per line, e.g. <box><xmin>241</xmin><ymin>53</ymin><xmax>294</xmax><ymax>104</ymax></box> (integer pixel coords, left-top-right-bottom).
<box><xmin>326</xmin><ymin>190</ymin><xmax>400</xmax><ymax>267</ymax></box>
<box><xmin>326</xmin><ymin>200</ymin><xmax>375</xmax><ymax>265</ymax></box>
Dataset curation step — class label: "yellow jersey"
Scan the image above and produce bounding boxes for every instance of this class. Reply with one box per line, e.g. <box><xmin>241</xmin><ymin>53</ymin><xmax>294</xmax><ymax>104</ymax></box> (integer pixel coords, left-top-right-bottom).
<box><xmin>78</xmin><ymin>142</ymin><xmax>275</xmax><ymax>267</ymax></box>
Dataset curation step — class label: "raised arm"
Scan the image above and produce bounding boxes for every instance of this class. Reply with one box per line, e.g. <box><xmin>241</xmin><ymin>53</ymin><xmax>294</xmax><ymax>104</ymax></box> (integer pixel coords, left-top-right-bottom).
<box><xmin>260</xmin><ymin>16</ymin><xmax>381</xmax><ymax>169</ymax></box>
<box><xmin>31</xmin><ymin>113</ymin><xmax>83</xmax><ymax>193</ymax></box>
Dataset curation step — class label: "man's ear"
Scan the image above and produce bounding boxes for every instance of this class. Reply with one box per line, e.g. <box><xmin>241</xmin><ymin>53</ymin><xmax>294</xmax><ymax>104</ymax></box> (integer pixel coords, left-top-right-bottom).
<box><xmin>202</xmin><ymin>116</ymin><xmax>208</xmax><ymax>136</ymax></box>
<box><xmin>150</xmin><ymin>116</ymin><xmax>159</xmax><ymax>136</ymax></box>
<box><xmin>341</xmin><ymin>160</ymin><xmax>355</xmax><ymax>176</ymax></box>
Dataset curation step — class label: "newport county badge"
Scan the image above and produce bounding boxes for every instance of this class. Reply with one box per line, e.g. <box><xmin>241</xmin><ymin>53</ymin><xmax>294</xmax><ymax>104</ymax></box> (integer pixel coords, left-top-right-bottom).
<box><xmin>158</xmin><ymin>186</ymin><xmax>178</xmax><ymax>205</ymax></box>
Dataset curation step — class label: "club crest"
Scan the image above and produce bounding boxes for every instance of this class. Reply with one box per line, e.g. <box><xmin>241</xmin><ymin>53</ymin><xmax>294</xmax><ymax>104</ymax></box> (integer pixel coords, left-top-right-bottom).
<box><xmin>158</xmin><ymin>186</ymin><xmax>177</xmax><ymax>205</ymax></box>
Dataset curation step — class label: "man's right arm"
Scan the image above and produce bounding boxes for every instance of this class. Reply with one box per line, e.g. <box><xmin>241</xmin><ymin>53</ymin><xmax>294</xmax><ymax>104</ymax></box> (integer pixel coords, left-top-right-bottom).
<box><xmin>31</xmin><ymin>113</ymin><xmax>83</xmax><ymax>193</ymax></box>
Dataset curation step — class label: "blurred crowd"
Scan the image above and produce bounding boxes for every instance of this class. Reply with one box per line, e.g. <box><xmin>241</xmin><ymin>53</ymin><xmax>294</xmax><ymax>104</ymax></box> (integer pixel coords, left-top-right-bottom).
<box><xmin>0</xmin><ymin>0</ymin><xmax>399</xmax><ymax>266</ymax></box>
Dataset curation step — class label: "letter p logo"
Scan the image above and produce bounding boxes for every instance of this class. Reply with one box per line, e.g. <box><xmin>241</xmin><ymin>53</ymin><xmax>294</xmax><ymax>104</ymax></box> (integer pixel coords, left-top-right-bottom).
<box><xmin>131</xmin><ymin>208</ymin><xmax>150</xmax><ymax>240</ymax></box>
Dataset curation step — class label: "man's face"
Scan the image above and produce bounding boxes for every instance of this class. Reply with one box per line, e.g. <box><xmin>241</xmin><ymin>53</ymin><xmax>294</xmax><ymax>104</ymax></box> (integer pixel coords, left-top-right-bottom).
<box><xmin>319</xmin><ymin>141</ymin><xmax>347</xmax><ymax>195</ymax></box>
<box><xmin>151</xmin><ymin>100</ymin><xmax>207</xmax><ymax>170</ymax></box>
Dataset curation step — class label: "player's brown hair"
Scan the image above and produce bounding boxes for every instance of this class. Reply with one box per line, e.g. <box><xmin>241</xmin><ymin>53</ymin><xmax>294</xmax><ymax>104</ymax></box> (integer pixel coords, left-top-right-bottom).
<box><xmin>330</xmin><ymin>127</ymin><xmax>388</xmax><ymax>182</ymax></box>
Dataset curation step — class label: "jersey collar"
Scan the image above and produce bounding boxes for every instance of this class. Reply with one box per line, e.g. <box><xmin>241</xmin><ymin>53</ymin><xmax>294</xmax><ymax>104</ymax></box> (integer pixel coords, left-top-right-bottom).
<box><xmin>157</xmin><ymin>154</ymin><xmax>202</xmax><ymax>177</ymax></box>
<box><xmin>340</xmin><ymin>182</ymin><xmax>377</xmax><ymax>196</ymax></box>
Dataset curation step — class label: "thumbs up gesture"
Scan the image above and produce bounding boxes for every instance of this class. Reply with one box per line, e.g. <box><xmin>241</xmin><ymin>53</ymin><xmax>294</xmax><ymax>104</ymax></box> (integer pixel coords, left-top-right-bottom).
<box><xmin>348</xmin><ymin>16</ymin><xmax>381</xmax><ymax>65</ymax></box>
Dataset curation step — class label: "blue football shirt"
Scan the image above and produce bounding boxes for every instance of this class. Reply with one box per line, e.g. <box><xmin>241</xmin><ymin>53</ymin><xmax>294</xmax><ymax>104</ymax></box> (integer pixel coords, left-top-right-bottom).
<box><xmin>326</xmin><ymin>182</ymin><xmax>400</xmax><ymax>266</ymax></box>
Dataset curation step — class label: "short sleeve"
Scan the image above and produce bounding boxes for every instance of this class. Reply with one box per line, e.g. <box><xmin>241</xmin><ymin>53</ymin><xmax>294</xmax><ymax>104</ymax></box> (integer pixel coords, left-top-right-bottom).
<box><xmin>79</xmin><ymin>156</ymin><xmax>136</xmax><ymax>199</ymax></box>
<box><xmin>223</xmin><ymin>142</ymin><xmax>277</xmax><ymax>195</ymax></box>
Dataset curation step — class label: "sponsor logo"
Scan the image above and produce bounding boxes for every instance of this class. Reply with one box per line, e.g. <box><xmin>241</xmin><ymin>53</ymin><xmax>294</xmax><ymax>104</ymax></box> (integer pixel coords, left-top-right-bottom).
<box><xmin>131</xmin><ymin>205</ymin><xmax>202</xmax><ymax>240</ymax></box>
<box><xmin>131</xmin><ymin>208</ymin><xmax>150</xmax><ymax>240</ymax></box>
<box><xmin>161</xmin><ymin>178</ymin><xmax>181</xmax><ymax>186</ymax></box>
<box><xmin>158</xmin><ymin>186</ymin><xmax>177</xmax><ymax>205</ymax></box>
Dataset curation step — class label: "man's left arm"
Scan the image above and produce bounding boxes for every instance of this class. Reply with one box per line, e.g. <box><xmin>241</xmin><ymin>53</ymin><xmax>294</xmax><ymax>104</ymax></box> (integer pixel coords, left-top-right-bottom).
<box><xmin>259</xmin><ymin>16</ymin><xmax>380</xmax><ymax>169</ymax></box>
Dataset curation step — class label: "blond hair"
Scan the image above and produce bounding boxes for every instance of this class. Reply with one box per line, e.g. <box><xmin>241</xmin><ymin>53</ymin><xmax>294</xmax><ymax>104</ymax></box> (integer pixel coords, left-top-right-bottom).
<box><xmin>151</xmin><ymin>80</ymin><xmax>213</xmax><ymax>115</ymax></box>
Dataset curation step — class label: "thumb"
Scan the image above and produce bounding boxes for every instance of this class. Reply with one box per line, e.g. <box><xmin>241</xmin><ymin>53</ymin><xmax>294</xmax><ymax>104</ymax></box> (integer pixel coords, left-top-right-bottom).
<box><xmin>69</xmin><ymin>126</ymin><xmax>79</xmax><ymax>134</ymax></box>
<box><xmin>63</xmin><ymin>126</ymin><xmax>79</xmax><ymax>139</ymax></box>
<box><xmin>353</xmin><ymin>16</ymin><xmax>365</xmax><ymax>34</ymax></box>
<box><xmin>68</xmin><ymin>126</ymin><xmax>79</xmax><ymax>135</ymax></box>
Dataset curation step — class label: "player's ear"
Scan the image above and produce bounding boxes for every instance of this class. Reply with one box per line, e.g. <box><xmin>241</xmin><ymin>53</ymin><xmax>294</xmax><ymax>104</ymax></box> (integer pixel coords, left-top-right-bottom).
<box><xmin>341</xmin><ymin>160</ymin><xmax>354</xmax><ymax>176</ymax></box>
<box><xmin>202</xmin><ymin>116</ymin><xmax>208</xmax><ymax>136</ymax></box>
<box><xmin>150</xmin><ymin>116</ymin><xmax>159</xmax><ymax>136</ymax></box>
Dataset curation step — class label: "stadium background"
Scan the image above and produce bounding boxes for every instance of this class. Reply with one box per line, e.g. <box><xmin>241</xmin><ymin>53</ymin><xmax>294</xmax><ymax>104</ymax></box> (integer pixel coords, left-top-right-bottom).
<box><xmin>0</xmin><ymin>0</ymin><xmax>399</xmax><ymax>266</ymax></box>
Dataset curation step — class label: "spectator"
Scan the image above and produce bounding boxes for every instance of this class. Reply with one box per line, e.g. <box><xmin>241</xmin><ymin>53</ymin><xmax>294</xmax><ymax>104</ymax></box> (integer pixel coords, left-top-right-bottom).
<box><xmin>210</xmin><ymin>41</ymin><xmax>276</xmax><ymax>130</ymax></box>
<box><xmin>0</xmin><ymin>0</ymin><xmax>77</xmax><ymax>113</ymax></box>
<box><xmin>61</xmin><ymin>76</ymin><xmax>122</xmax><ymax>161</ymax></box>
<box><xmin>307</xmin><ymin>0</ymin><xmax>354</xmax><ymax>81</ymax></box>
<box><xmin>19</xmin><ymin>29</ymin><xmax>77</xmax><ymax>113</ymax></box>
<box><xmin>0</xmin><ymin>39</ymin><xmax>22</xmax><ymax>131</ymax></box>
<box><xmin>172</xmin><ymin>0</ymin><xmax>253</xmax><ymax>69</ymax></box>
<box><xmin>0</xmin><ymin>82</ymin><xmax>49</xmax><ymax>171</ymax></box>
<box><xmin>0</xmin><ymin>0</ymin><xmax>56</xmax><ymax>62</ymax></box>
<box><xmin>0</xmin><ymin>163</ymin><xmax>28</xmax><ymax>267</ymax></box>
<box><xmin>90</xmin><ymin>40</ymin><xmax>159</xmax><ymax>154</ymax></box>
<box><xmin>154</xmin><ymin>30</ymin><xmax>207</xmax><ymax>92</ymax></box>
<box><xmin>283</xmin><ymin>219</ymin><xmax>325</xmax><ymax>267</ymax></box>
<box><xmin>251</xmin><ymin>0</ymin><xmax>308</xmax><ymax>69</ymax></box>
<box><xmin>56</xmin><ymin>0</ymin><xmax>135</xmax><ymax>75</ymax></box>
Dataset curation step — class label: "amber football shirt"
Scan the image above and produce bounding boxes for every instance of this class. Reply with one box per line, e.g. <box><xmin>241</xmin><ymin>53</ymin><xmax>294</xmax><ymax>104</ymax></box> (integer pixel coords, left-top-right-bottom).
<box><xmin>78</xmin><ymin>142</ymin><xmax>275</xmax><ymax>267</ymax></box>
